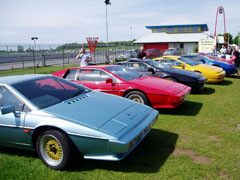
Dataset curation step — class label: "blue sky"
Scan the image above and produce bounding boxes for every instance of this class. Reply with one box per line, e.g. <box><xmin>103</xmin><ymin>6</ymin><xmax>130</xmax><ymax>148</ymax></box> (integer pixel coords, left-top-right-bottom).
<box><xmin>0</xmin><ymin>0</ymin><xmax>239</xmax><ymax>44</ymax></box>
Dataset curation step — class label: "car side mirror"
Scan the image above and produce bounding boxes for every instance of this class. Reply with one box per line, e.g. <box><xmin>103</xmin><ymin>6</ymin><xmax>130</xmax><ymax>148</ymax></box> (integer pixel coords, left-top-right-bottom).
<box><xmin>106</xmin><ymin>78</ymin><xmax>113</xmax><ymax>84</ymax></box>
<box><xmin>180</xmin><ymin>64</ymin><xmax>185</xmax><ymax>69</ymax></box>
<box><xmin>1</xmin><ymin>105</ymin><xmax>20</xmax><ymax>118</ymax></box>
<box><xmin>148</xmin><ymin>67</ymin><xmax>155</xmax><ymax>73</ymax></box>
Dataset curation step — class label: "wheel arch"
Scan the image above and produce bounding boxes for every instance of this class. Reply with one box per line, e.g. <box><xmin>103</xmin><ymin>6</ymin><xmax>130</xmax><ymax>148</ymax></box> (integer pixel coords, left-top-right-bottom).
<box><xmin>122</xmin><ymin>89</ymin><xmax>152</xmax><ymax>106</ymax></box>
<box><xmin>164</xmin><ymin>76</ymin><xmax>178</xmax><ymax>82</ymax></box>
<box><xmin>32</xmin><ymin>126</ymin><xmax>70</xmax><ymax>149</ymax></box>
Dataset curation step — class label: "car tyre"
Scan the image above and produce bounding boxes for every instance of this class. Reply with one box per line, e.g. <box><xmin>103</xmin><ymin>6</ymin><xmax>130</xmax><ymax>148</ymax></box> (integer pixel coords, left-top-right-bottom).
<box><xmin>125</xmin><ymin>91</ymin><xmax>149</xmax><ymax>105</ymax></box>
<box><xmin>36</xmin><ymin>130</ymin><xmax>75</xmax><ymax>170</ymax></box>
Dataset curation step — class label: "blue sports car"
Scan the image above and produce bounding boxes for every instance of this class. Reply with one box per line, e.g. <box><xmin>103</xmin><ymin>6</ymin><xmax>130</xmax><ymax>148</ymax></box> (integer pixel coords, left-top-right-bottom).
<box><xmin>182</xmin><ymin>54</ymin><xmax>238</xmax><ymax>76</ymax></box>
<box><xmin>0</xmin><ymin>75</ymin><xmax>158</xmax><ymax>170</ymax></box>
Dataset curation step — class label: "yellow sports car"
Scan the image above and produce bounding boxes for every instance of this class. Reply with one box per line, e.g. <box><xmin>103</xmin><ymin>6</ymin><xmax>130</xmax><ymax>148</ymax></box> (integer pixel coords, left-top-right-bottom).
<box><xmin>154</xmin><ymin>56</ymin><xmax>225</xmax><ymax>83</ymax></box>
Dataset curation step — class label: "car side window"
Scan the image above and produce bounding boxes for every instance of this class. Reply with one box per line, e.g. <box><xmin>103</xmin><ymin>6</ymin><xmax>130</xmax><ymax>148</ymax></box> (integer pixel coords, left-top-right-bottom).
<box><xmin>0</xmin><ymin>86</ymin><xmax>24</xmax><ymax>112</ymax></box>
<box><xmin>163</xmin><ymin>59</ymin><xmax>177</xmax><ymax>66</ymax></box>
<box><xmin>79</xmin><ymin>69</ymin><xmax>100</xmax><ymax>81</ymax></box>
<box><xmin>65</xmin><ymin>69</ymin><xmax>78</xmax><ymax>80</ymax></box>
<box><xmin>175</xmin><ymin>60</ymin><xmax>182</xmax><ymax>66</ymax></box>
<box><xmin>99</xmin><ymin>70</ymin><xmax>112</xmax><ymax>81</ymax></box>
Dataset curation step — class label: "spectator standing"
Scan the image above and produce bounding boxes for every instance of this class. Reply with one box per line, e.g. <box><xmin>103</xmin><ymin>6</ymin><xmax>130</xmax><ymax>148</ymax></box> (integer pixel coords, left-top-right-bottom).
<box><xmin>212</xmin><ymin>45</ymin><xmax>218</xmax><ymax>56</ymax></box>
<box><xmin>76</xmin><ymin>47</ymin><xmax>92</xmax><ymax>67</ymax></box>
<box><xmin>232</xmin><ymin>46</ymin><xmax>240</xmax><ymax>76</ymax></box>
<box><xmin>220</xmin><ymin>45</ymin><xmax>227</xmax><ymax>54</ymax></box>
<box><xmin>137</xmin><ymin>46</ymin><xmax>147</xmax><ymax>60</ymax></box>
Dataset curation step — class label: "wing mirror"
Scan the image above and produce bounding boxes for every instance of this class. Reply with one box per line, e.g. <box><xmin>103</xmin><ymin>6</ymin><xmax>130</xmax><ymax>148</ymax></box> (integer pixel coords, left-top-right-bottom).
<box><xmin>148</xmin><ymin>67</ymin><xmax>155</xmax><ymax>73</ymax></box>
<box><xmin>180</xmin><ymin>64</ymin><xmax>185</xmax><ymax>69</ymax></box>
<box><xmin>106</xmin><ymin>78</ymin><xmax>113</xmax><ymax>84</ymax></box>
<box><xmin>1</xmin><ymin>105</ymin><xmax>20</xmax><ymax>118</ymax></box>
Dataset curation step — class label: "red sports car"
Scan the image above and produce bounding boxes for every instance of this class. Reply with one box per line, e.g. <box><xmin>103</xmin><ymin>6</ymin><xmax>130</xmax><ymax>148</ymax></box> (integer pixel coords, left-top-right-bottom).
<box><xmin>52</xmin><ymin>65</ymin><xmax>191</xmax><ymax>108</ymax></box>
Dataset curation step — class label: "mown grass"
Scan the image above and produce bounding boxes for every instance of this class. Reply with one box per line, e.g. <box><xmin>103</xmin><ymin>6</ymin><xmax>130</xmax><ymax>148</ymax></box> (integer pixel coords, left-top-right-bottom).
<box><xmin>0</xmin><ymin>66</ymin><xmax>240</xmax><ymax>180</ymax></box>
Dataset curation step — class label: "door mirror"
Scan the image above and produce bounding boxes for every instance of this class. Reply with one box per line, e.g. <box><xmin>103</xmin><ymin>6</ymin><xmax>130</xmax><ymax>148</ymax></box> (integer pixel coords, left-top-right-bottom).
<box><xmin>180</xmin><ymin>64</ymin><xmax>185</xmax><ymax>68</ymax></box>
<box><xmin>1</xmin><ymin>105</ymin><xmax>21</xmax><ymax>118</ymax></box>
<box><xmin>148</xmin><ymin>67</ymin><xmax>155</xmax><ymax>73</ymax></box>
<box><xmin>1</xmin><ymin>105</ymin><xmax>15</xmax><ymax>115</ymax></box>
<box><xmin>106</xmin><ymin>78</ymin><xmax>113</xmax><ymax>84</ymax></box>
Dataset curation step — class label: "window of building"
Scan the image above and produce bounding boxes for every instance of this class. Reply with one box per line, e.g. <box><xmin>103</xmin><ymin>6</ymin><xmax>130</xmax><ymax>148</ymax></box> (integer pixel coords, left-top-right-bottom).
<box><xmin>167</xmin><ymin>27</ymin><xmax>175</xmax><ymax>33</ymax></box>
<box><xmin>153</xmin><ymin>28</ymin><xmax>161</xmax><ymax>33</ymax></box>
<box><xmin>153</xmin><ymin>28</ymin><xmax>166</xmax><ymax>33</ymax></box>
<box><xmin>191</xmin><ymin>26</ymin><xmax>199</xmax><ymax>32</ymax></box>
<box><xmin>161</xmin><ymin>28</ymin><xmax>167</xmax><ymax>32</ymax></box>
<box><xmin>177</xmin><ymin>27</ymin><xmax>185</xmax><ymax>33</ymax></box>
<box><xmin>185</xmin><ymin>27</ymin><xmax>191</xmax><ymax>32</ymax></box>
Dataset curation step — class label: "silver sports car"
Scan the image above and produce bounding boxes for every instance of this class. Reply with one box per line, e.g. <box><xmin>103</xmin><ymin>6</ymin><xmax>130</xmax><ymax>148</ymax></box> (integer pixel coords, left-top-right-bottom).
<box><xmin>0</xmin><ymin>74</ymin><xmax>158</xmax><ymax>170</ymax></box>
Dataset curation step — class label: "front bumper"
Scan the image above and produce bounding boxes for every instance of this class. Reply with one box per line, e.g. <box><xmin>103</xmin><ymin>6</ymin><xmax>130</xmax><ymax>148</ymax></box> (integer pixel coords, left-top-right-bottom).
<box><xmin>206</xmin><ymin>71</ymin><xmax>225</xmax><ymax>83</ymax></box>
<box><xmin>80</xmin><ymin>109</ymin><xmax>159</xmax><ymax>161</ymax></box>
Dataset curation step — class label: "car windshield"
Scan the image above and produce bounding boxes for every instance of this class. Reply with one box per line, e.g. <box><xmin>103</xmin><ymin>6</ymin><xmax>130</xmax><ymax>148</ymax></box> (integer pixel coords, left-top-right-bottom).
<box><xmin>105</xmin><ymin>66</ymin><xmax>145</xmax><ymax>81</ymax></box>
<box><xmin>12</xmin><ymin>76</ymin><xmax>90</xmax><ymax>109</ymax></box>
<box><xmin>178</xmin><ymin>57</ymin><xmax>200</xmax><ymax>66</ymax></box>
<box><xmin>145</xmin><ymin>60</ymin><xmax>171</xmax><ymax>70</ymax></box>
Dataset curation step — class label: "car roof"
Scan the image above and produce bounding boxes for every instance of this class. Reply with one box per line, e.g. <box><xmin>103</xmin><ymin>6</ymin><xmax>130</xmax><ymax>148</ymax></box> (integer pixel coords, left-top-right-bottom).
<box><xmin>68</xmin><ymin>65</ymin><xmax>121</xmax><ymax>70</ymax></box>
<box><xmin>128</xmin><ymin>58</ymin><xmax>154</xmax><ymax>63</ymax></box>
<box><xmin>162</xmin><ymin>56</ymin><xmax>181</xmax><ymax>59</ymax></box>
<box><xmin>0</xmin><ymin>74</ymin><xmax>51</xmax><ymax>85</ymax></box>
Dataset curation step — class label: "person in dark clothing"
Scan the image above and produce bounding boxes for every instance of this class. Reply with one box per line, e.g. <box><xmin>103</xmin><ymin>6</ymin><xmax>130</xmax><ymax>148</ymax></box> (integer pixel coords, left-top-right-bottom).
<box><xmin>137</xmin><ymin>46</ymin><xmax>147</xmax><ymax>59</ymax></box>
<box><xmin>232</xmin><ymin>46</ymin><xmax>240</xmax><ymax>76</ymax></box>
<box><xmin>233</xmin><ymin>46</ymin><xmax>240</xmax><ymax>68</ymax></box>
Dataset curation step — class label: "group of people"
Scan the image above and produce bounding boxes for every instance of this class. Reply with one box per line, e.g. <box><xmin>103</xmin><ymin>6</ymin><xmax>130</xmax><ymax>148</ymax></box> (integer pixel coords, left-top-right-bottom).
<box><xmin>213</xmin><ymin>45</ymin><xmax>240</xmax><ymax>74</ymax></box>
<box><xmin>75</xmin><ymin>46</ymin><xmax>148</xmax><ymax>67</ymax></box>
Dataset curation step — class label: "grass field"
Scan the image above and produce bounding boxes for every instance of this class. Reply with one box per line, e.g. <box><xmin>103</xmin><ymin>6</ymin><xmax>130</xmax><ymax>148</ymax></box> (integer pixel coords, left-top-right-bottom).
<box><xmin>0</xmin><ymin>66</ymin><xmax>240</xmax><ymax>180</ymax></box>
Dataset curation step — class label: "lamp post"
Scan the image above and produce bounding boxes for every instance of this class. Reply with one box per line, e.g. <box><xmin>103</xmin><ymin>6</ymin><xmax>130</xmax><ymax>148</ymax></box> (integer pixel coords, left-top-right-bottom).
<box><xmin>104</xmin><ymin>0</ymin><xmax>111</xmax><ymax>63</ymax></box>
<box><xmin>130</xmin><ymin>26</ymin><xmax>132</xmax><ymax>41</ymax></box>
<box><xmin>31</xmin><ymin>37</ymin><xmax>38</xmax><ymax>74</ymax></box>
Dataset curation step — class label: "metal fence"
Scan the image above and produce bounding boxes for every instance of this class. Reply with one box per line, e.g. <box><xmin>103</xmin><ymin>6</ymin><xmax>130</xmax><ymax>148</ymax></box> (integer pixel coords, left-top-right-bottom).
<box><xmin>0</xmin><ymin>49</ymin><xmax>133</xmax><ymax>71</ymax></box>
<box><xmin>0</xmin><ymin>43</ymin><xmax>190</xmax><ymax>71</ymax></box>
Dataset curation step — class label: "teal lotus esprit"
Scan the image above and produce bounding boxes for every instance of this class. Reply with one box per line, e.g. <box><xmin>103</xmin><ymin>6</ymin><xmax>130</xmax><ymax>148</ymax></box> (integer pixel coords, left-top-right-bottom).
<box><xmin>0</xmin><ymin>75</ymin><xmax>158</xmax><ymax>170</ymax></box>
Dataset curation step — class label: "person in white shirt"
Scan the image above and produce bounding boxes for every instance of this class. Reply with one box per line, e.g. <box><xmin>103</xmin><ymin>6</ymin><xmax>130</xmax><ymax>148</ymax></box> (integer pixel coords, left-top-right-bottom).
<box><xmin>220</xmin><ymin>45</ymin><xmax>227</xmax><ymax>54</ymax></box>
<box><xmin>76</xmin><ymin>47</ymin><xmax>92</xmax><ymax>67</ymax></box>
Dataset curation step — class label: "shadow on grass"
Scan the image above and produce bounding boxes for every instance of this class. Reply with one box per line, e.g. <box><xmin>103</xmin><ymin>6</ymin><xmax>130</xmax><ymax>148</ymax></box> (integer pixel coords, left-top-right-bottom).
<box><xmin>0</xmin><ymin>129</ymin><xmax>178</xmax><ymax>173</ymax></box>
<box><xmin>72</xmin><ymin>129</ymin><xmax>178</xmax><ymax>173</ymax></box>
<box><xmin>157</xmin><ymin>101</ymin><xmax>203</xmax><ymax>116</ymax></box>
<box><xmin>192</xmin><ymin>87</ymin><xmax>215</xmax><ymax>95</ymax></box>
<box><xmin>213</xmin><ymin>79</ymin><xmax>233</xmax><ymax>86</ymax></box>
<box><xmin>226</xmin><ymin>74</ymin><xmax>240</xmax><ymax>79</ymax></box>
<box><xmin>0</xmin><ymin>146</ymin><xmax>37</xmax><ymax>158</ymax></box>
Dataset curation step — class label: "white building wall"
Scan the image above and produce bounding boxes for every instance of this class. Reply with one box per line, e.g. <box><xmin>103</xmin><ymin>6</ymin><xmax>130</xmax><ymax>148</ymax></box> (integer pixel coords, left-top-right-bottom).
<box><xmin>184</xmin><ymin>42</ymin><xmax>197</xmax><ymax>54</ymax></box>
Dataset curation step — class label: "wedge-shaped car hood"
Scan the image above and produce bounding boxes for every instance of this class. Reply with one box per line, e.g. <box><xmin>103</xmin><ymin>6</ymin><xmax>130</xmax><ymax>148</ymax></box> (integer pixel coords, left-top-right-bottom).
<box><xmin>166</xmin><ymin>68</ymin><xmax>202</xmax><ymax>79</ymax></box>
<box><xmin>43</xmin><ymin>91</ymin><xmax>153</xmax><ymax>136</ymax></box>
<box><xmin>129</xmin><ymin>76</ymin><xmax>188</xmax><ymax>94</ymax></box>
<box><xmin>194</xmin><ymin>64</ymin><xmax>223</xmax><ymax>73</ymax></box>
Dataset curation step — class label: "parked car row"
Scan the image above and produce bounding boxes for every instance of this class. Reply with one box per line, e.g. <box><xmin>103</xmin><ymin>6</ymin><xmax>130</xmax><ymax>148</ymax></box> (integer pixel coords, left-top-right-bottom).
<box><xmin>0</xmin><ymin>52</ymin><xmax>237</xmax><ymax>170</ymax></box>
